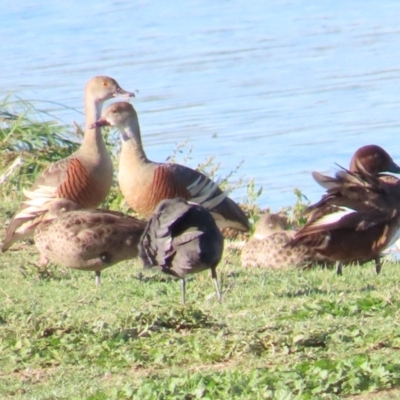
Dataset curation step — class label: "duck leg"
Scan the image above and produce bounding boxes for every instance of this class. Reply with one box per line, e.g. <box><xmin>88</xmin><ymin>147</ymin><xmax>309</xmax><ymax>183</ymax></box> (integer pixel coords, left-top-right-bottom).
<box><xmin>38</xmin><ymin>254</ymin><xmax>49</xmax><ymax>266</ymax></box>
<box><xmin>336</xmin><ymin>261</ymin><xmax>343</xmax><ymax>276</ymax></box>
<box><xmin>374</xmin><ymin>255</ymin><xmax>382</xmax><ymax>274</ymax></box>
<box><xmin>211</xmin><ymin>267</ymin><xmax>222</xmax><ymax>302</ymax></box>
<box><xmin>95</xmin><ymin>271</ymin><xmax>101</xmax><ymax>286</ymax></box>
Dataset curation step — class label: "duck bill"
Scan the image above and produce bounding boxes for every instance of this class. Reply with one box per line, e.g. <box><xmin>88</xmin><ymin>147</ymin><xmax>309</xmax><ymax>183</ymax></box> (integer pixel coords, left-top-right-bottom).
<box><xmin>114</xmin><ymin>87</ymin><xmax>135</xmax><ymax>98</ymax></box>
<box><xmin>388</xmin><ymin>160</ymin><xmax>400</xmax><ymax>174</ymax></box>
<box><xmin>90</xmin><ymin>119</ymin><xmax>111</xmax><ymax>129</ymax></box>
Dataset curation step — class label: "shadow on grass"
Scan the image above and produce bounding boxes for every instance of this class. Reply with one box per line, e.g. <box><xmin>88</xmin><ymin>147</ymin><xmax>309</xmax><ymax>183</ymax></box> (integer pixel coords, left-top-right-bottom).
<box><xmin>279</xmin><ymin>284</ymin><xmax>377</xmax><ymax>299</ymax></box>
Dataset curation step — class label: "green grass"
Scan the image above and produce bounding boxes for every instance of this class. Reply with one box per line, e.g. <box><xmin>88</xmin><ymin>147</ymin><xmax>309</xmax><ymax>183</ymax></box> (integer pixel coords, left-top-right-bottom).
<box><xmin>1</xmin><ymin>222</ymin><xmax>400</xmax><ymax>399</ymax></box>
<box><xmin>0</xmin><ymin>97</ymin><xmax>79</xmax><ymax>204</ymax></box>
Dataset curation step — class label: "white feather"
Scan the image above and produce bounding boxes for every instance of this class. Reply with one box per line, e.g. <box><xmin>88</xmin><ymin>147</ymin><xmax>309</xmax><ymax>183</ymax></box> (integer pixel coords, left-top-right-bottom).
<box><xmin>23</xmin><ymin>185</ymin><xmax>57</xmax><ymax>200</ymax></box>
<box><xmin>190</xmin><ymin>179</ymin><xmax>217</xmax><ymax>201</ymax></box>
<box><xmin>387</xmin><ymin>228</ymin><xmax>400</xmax><ymax>248</ymax></box>
<box><xmin>186</xmin><ymin>176</ymin><xmax>229</xmax><ymax>210</ymax></box>
<box><xmin>309</xmin><ymin>207</ymin><xmax>355</xmax><ymax>228</ymax></box>
<box><xmin>201</xmin><ymin>191</ymin><xmax>228</xmax><ymax>210</ymax></box>
<box><xmin>16</xmin><ymin>185</ymin><xmax>59</xmax><ymax>220</ymax></box>
<box><xmin>186</xmin><ymin>176</ymin><xmax>202</xmax><ymax>191</ymax></box>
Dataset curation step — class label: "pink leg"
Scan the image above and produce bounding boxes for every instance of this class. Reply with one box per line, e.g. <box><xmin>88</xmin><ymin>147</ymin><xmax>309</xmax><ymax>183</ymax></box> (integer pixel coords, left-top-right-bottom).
<box><xmin>38</xmin><ymin>254</ymin><xmax>49</xmax><ymax>266</ymax></box>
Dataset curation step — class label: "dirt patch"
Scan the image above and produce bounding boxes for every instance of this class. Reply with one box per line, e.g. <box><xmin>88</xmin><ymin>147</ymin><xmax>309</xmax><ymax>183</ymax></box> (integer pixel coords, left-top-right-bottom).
<box><xmin>348</xmin><ymin>387</ymin><xmax>400</xmax><ymax>399</ymax></box>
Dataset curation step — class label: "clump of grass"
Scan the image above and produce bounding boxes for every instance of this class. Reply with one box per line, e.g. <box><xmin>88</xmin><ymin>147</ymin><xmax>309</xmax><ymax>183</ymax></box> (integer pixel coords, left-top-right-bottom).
<box><xmin>243</xmin><ymin>178</ymin><xmax>264</xmax><ymax>228</ymax></box>
<box><xmin>0</xmin><ymin>97</ymin><xmax>79</xmax><ymax>203</ymax></box>
<box><xmin>167</xmin><ymin>140</ymin><xmax>250</xmax><ymax>194</ymax></box>
<box><xmin>279</xmin><ymin>187</ymin><xmax>311</xmax><ymax>229</ymax></box>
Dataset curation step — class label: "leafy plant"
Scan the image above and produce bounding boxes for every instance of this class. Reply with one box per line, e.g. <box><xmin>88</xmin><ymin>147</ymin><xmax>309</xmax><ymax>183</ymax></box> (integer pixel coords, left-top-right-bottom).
<box><xmin>0</xmin><ymin>97</ymin><xmax>79</xmax><ymax>201</ymax></box>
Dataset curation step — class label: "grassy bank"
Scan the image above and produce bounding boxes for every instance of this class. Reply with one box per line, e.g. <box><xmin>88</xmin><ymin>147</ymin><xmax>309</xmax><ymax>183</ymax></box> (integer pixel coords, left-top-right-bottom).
<box><xmin>1</xmin><ymin>232</ymin><xmax>400</xmax><ymax>399</ymax></box>
<box><xmin>2</xmin><ymin>99</ymin><xmax>400</xmax><ymax>399</ymax></box>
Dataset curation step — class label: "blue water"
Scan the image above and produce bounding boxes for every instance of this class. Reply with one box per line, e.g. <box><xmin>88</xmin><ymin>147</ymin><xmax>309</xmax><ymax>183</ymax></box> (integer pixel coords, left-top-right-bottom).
<box><xmin>2</xmin><ymin>0</ymin><xmax>400</xmax><ymax>211</ymax></box>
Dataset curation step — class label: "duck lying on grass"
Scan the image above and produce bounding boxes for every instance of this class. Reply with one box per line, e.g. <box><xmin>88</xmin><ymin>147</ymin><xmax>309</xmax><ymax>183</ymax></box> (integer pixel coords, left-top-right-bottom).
<box><xmin>241</xmin><ymin>213</ymin><xmax>332</xmax><ymax>269</ymax></box>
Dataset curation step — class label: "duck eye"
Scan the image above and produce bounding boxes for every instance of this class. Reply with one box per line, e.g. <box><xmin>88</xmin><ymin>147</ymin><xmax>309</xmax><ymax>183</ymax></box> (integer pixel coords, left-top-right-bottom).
<box><xmin>112</xmin><ymin>108</ymin><xmax>117</xmax><ymax>113</ymax></box>
<box><xmin>103</xmin><ymin>81</ymin><xmax>109</xmax><ymax>87</ymax></box>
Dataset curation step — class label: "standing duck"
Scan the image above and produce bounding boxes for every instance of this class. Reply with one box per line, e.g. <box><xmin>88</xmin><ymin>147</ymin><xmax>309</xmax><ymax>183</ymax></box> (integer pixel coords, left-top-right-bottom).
<box><xmin>91</xmin><ymin>102</ymin><xmax>250</xmax><ymax>232</ymax></box>
<box><xmin>241</xmin><ymin>213</ymin><xmax>331</xmax><ymax>269</ymax></box>
<box><xmin>139</xmin><ymin>198</ymin><xmax>224</xmax><ymax>304</ymax></box>
<box><xmin>2</xmin><ymin>76</ymin><xmax>134</xmax><ymax>252</ymax></box>
<box><xmin>288</xmin><ymin>158</ymin><xmax>400</xmax><ymax>275</ymax></box>
<box><xmin>34</xmin><ymin>199</ymin><xmax>146</xmax><ymax>285</ymax></box>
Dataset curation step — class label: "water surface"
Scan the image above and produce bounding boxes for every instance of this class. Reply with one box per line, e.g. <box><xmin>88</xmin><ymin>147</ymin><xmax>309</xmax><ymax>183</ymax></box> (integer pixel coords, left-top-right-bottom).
<box><xmin>2</xmin><ymin>0</ymin><xmax>400</xmax><ymax>210</ymax></box>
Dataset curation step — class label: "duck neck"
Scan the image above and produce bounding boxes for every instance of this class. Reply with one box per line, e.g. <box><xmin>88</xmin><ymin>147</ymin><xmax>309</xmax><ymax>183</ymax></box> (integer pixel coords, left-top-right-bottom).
<box><xmin>81</xmin><ymin>95</ymin><xmax>107</xmax><ymax>154</ymax></box>
<box><xmin>120</xmin><ymin>118</ymin><xmax>149</xmax><ymax>163</ymax></box>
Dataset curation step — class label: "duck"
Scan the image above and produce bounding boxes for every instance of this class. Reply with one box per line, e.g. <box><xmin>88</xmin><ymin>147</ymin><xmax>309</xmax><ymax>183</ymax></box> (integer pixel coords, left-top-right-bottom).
<box><xmin>288</xmin><ymin>157</ymin><xmax>400</xmax><ymax>275</ymax></box>
<box><xmin>312</xmin><ymin>144</ymin><xmax>400</xmax><ymax>190</ymax></box>
<box><xmin>91</xmin><ymin>101</ymin><xmax>250</xmax><ymax>232</ymax></box>
<box><xmin>2</xmin><ymin>76</ymin><xmax>134</xmax><ymax>252</ymax></box>
<box><xmin>34</xmin><ymin>199</ymin><xmax>147</xmax><ymax>285</ymax></box>
<box><xmin>241</xmin><ymin>213</ymin><xmax>331</xmax><ymax>269</ymax></box>
<box><xmin>139</xmin><ymin>198</ymin><xmax>224</xmax><ymax>304</ymax></box>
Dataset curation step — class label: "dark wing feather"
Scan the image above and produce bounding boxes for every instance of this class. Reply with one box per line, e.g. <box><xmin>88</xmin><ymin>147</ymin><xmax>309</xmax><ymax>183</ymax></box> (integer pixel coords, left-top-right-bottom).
<box><xmin>139</xmin><ymin>198</ymin><xmax>198</xmax><ymax>268</ymax></box>
<box><xmin>75</xmin><ymin>212</ymin><xmax>146</xmax><ymax>261</ymax></box>
<box><xmin>297</xmin><ymin>208</ymin><xmax>391</xmax><ymax>238</ymax></box>
<box><xmin>166</xmin><ymin>163</ymin><xmax>249</xmax><ymax>231</ymax></box>
<box><xmin>139</xmin><ymin>199</ymin><xmax>203</xmax><ymax>269</ymax></box>
<box><xmin>139</xmin><ymin>199</ymin><xmax>224</xmax><ymax>280</ymax></box>
<box><xmin>308</xmin><ymin>167</ymin><xmax>398</xmax><ymax>218</ymax></box>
